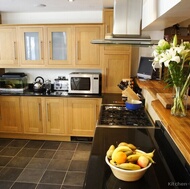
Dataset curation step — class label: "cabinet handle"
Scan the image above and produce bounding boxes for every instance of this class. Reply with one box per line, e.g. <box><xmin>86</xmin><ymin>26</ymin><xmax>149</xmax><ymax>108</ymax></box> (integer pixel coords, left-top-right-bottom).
<box><xmin>0</xmin><ymin>104</ymin><xmax>1</xmax><ymax>120</ymax></box>
<box><xmin>38</xmin><ymin>103</ymin><xmax>42</xmax><ymax>121</ymax></box>
<box><xmin>14</xmin><ymin>42</ymin><xmax>17</xmax><ymax>60</ymax></box>
<box><xmin>105</xmin><ymin>68</ymin><xmax>108</xmax><ymax>87</ymax></box>
<box><xmin>41</xmin><ymin>41</ymin><xmax>44</xmax><ymax>60</ymax></box>
<box><xmin>47</xmin><ymin>103</ymin><xmax>51</xmax><ymax>122</ymax></box>
<box><xmin>77</xmin><ymin>41</ymin><xmax>81</xmax><ymax>60</ymax></box>
<box><xmin>49</xmin><ymin>41</ymin><xmax>52</xmax><ymax>60</ymax></box>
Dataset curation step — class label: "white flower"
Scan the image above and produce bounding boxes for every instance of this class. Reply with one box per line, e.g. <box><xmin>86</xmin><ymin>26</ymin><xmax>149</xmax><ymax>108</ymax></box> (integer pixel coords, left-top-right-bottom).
<box><xmin>159</xmin><ymin>47</ymin><xmax>180</xmax><ymax>67</ymax></box>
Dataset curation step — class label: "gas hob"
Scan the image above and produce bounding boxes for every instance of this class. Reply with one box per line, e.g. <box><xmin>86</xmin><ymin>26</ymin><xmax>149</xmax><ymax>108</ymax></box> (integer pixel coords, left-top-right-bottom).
<box><xmin>97</xmin><ymin>105</ymin><xmax>153</xmax><ymax>127</ymax></box>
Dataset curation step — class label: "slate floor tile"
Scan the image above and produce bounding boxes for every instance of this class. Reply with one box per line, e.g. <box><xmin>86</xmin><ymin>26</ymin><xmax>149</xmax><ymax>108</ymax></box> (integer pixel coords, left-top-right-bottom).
<box><xmin>0</xmin><ymin>181</ymin><xmax>13</xmax><ymax>189</ymax></box>
<box><xmin>11</xmin><ymin>182</ymin><xmax>36</xmax><ymax>189</ymax></box>
<box><xmin>72</xmin><ymin>151</ymin><xmax>90</xmax><ymax>161</ymax></box>
<box><xmin>63</xmin><ymin>171</ymin><xmax>85</xmax><ymax>186</ymax></box>
<box><xmin>36</xmin><ymin>183</ymin><xmax>61</xmax><ymax>189</ymax></box>
<box><xmin>24</xmin><ymin>140</ymin><xmax>44</xmax><ymax>149</ymax></box>
<box><xmin>76</xmin><ymin>143</ymin><xmax>92</xmax><ymax>151</ymax></box>
<box><xmin>0</xmin><ymin>157</ymin><xmax>12</xmax><ymax>166</ymax></box>
<box><xmin>53</xmin><ymin>150</ymin><xmax>74</xmax><ymax>160</ymax></box>
<box><xmin>68</xmin><ymin>160</ymin><xmax>88</xmax><ymax>172</ymax></box>
<box><xmin>35</xmin><ymin>149</ymin><xmax>56</xmax><ymax>159</ymax></box>
<box><xmin>7</xmin><ymin>156</ymin><xmax>31</xmax><ymax>168</ymax></box>
<box><xmin>26</xmin><ymin>158</ymin><xmax>50</xmax><ymax>169</ymax></box>
<box><xmin>41</xmin><ymin>141</ymin><xmax>61</xmax><ymax>150</ymax></box>
<box><xmin>58</xmin><ymin>142</ymin><xmax>77</xmax><ymax>151</ymax></box>
<box><xmin>7</xmin><ymin>139</ymin><xmax>29</xmax><ymax>148</ymax></box>
<box><xmin>0</xmin><ymin>147</ymin><xmax>21</xmax><ymax>156</ymax></box>
<box><xmin>16</xmin><ymin>148</ymin><xmax>38</xmax><ymax>157</ymax></box>
<box><xmin>17</xmin><ymin>168</ymin><xmax>44</xmax><ymax>183</ymax></box>
<box><xmin>40</xmin><ymin>170</ymin><xmax>66</xmax><ymax>184</ymax></box>
<box><xmin>47</xmin><ymin>159</ymin><xmax>70</xmax><ymax>171</ymax></box>
<box><xmin>0</xmin><ymin>167</ymin><xmax>23</xmax><ymax>181</ymax></box>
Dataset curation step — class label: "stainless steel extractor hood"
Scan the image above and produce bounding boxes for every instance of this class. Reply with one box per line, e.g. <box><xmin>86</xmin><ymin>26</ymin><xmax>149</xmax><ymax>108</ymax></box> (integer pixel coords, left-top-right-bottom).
<box><xmin>91</xmin><ymin>0</ymin><xmax>158</xmax><ymax>46</ymax></box>
<box><xmin>113</xmin><ymin>0</ymin><xmax>143</xmax><ymax>38</ymax></box>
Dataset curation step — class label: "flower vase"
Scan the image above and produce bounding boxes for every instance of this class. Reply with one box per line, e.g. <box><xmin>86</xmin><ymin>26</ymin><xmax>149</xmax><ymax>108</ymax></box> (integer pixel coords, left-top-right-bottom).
<box><xmin>171</xmin><ymin>87</ymin><xmax>188</xmax><ymax>117</ymax></box>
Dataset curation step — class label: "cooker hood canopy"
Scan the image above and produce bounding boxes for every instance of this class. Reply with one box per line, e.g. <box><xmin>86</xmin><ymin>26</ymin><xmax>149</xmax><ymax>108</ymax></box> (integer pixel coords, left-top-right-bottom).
<box><xmin>92</xmin><ymin>0</ymin><xmax>158</xmax><ymax>46</ymax></box>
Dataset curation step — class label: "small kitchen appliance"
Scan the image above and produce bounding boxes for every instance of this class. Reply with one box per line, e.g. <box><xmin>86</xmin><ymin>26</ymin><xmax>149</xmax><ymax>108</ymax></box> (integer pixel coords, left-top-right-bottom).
<box><xmin>33</xmin><ymin>76</ymin><xmax>45</xmax><ymax>93</ymax></box>
<box><xmin>54</xmin><ymin>76</ymin><xmax>68</xmax><ymax>91</ymax></box>
<box><xmin>0</xmin><ymin>72</ymin><xmax>28</xmax><ymax>93</ymax></box>
<box><xmin>68</xmin><ymin>72</ymin><xmax>101</xmax><ymax>94</ymax></box>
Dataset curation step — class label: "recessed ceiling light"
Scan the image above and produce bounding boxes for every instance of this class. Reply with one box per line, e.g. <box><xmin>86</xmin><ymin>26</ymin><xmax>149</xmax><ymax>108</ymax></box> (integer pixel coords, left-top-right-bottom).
<box><xmin>68</xmin><ymin>0</ymin><xmax>74</xmax><ymax>2</ymax></box>
<box><xmin>35</xmin><ymin>4</ymin><xmax>47</xmax><ymax>8</ymax></box>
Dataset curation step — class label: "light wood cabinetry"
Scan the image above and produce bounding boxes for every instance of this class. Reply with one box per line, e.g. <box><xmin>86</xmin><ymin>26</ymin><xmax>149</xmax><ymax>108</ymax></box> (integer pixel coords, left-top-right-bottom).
<box><xmin>45</xmin><ymin>97</ymin><xmax>67</xmax><ymax>135</ymax></box>
<box><xmin>21</xmin><ymin>96</ymin><xmax>67</xmax><ymax>135</ymax></box>
<box><xmin>103</xmin><ymin>9</ymin><xmax>113</xmax><ymax>35</ymax></box>
<box><xmin>74</xmin><ymin>25</ymin><xmax>103</xmax><ymax>68</ymax></box>
<box><xmin>102</xmin><ymin>45</ymin><xmax>132</xmax><ymax>93</ymax></box>
<box><xmin>47</xmin><ymin>26</ymin><xmax>74</xmax><ymax>67</ymax></box>
<box><xmin>21</xmin><ymin>97</ymin><xmax>44</xmax><ymax>133</ymax></box>
<box><xmin>0</xmin><ymin>27</ymin><xmax>19</xmax><ymax>68</ymax></box>
<box><xmin>0</xmin><ymin>96</ymin><xmax>22</xmax><ymax>132</ymax></box>
<box><xmin>19</xmin><ymin>26</ymin><xmax>46</xmax><ymax>67</ymax></box>
<box><xmin>67</xmin><ymin>98</ymin><xmax>102</xmax><ymax>136</ymax></box>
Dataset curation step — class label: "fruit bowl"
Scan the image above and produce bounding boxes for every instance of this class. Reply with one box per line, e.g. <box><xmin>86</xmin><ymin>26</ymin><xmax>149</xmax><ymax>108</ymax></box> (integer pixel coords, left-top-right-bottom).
<box><xmin>105</xmin><ymin>150</ymin><xmax>152</xmax><ymax>182</ymax></box>
<box><xmin>125</xmin><ymin>100</ymin><xmax>142</xmax><ymax>110</ymax></box>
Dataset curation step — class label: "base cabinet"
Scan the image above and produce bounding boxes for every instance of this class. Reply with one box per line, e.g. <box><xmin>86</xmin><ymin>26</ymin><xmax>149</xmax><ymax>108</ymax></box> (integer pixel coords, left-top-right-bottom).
<box><xmin>21</xmin><ymin>97</ymin><xmax>67</xmax><ymax>135</ymax></box>
<box><xmin>0</xmin><ymin>96</ymin><xmax>22</xmax><ymax>133</ymax></box>
<box><xmin>68</xmin><ymin>98</ymin><xmax>102</xmax><ymax>136</ymax></box>
<box><xmin>0</xmin><ymin>96</ymin><xmax>101</xmax><ymax>140</ymax></box>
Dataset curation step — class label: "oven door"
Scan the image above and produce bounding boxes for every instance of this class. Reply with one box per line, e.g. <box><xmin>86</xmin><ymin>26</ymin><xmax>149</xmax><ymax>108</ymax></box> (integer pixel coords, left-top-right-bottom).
<box><xmin>153</xmin><ymin>121</ymin><xmax>190</xmax><ymax>187</ymax></box>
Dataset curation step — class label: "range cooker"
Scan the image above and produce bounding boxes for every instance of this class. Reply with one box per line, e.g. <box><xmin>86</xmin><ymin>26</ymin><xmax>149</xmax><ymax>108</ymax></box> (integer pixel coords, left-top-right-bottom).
<box><xmin>98</xmin><ymin>105</ymin><xmax>153</xmax><ymax>127</ymax></box>
<box><xmin>83</xmin><ymin>105</ymin><xmax>190</xmax><ymax>189</ymax></box>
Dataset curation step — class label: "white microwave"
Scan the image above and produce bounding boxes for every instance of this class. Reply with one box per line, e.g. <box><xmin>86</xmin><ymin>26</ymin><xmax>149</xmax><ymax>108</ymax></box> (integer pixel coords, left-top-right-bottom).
<box><xmin>68</xmin><ymin>72</ymin><xmax>101</xmax><ymax>94</ymax></box>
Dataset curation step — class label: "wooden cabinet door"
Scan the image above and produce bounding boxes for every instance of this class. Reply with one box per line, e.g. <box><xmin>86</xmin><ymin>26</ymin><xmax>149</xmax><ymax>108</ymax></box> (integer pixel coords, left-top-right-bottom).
<box><xmin>47</xmin><ymin>26</ymin><xmax>74</xmax><ymax>67</ymax></box>
<box><xmin>21</xmin><ymin>97</ymin><xmax>44</xmax><ymax>133</ymax></box>
<box><xmin>45</xmin><ymin>98</ymin><xmax>66</xmax><ymax>135</ymax></box>
<box><xmin>68</xmin><ymin>98</ymin><xmax>101</xmax><ymax>136</ymax></box>
<box><xmin>103</xmin><ymin>9</ymin><xmax>113</xmax><ymax>35</ymax></box>
<box><xmin>0</xmin><ymin>27</ymin><xmax>18</xmax><ymax>67</ymax></box>
<box><xmin>103</xmin><ymin>54</ymin><xmax>131</xmax><ymax>93</ymax></box>
<box><xmin>0</xmin><ymin>96</ymin><xmax>22</xmax><ymax>132</ymax></box>
<box><xmin>75</xmin><ymin>26</ymin><xmax>102</xmax><ymax>68</ymax></box>
<box><xmin>18</xmin><ymin>26</ymin><xmax>46</xmax><ymax>67</ymax></box>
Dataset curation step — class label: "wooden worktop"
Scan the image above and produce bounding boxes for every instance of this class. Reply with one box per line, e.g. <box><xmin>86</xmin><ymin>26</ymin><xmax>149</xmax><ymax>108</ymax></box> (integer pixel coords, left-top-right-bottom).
<box><xmin>136</xmin><ymin>79</ymin><xmax>190</xmax><ymax>165</ymax></box>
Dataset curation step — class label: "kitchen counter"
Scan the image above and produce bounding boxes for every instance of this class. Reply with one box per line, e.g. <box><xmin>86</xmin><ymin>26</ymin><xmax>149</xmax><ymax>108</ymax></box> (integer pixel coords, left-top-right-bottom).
<box><xmin>135</xmin><ymin>78</ymin><xmax>190</xmax><ymax>165</ymax></box>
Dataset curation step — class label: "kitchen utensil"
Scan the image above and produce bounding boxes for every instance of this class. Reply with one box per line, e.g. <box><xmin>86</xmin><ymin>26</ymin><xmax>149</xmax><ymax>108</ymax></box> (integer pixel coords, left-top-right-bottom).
<box><xmin>125</xmin><ymin>100</ymin><xmax>142</xmax><ymax>110</ymax></box>
<box><xmin>105</xmin><ymin>150</ymin><xmax>152</xmax><ymax>182</ymax></box>
<box><xmin>33</xmin><ymin>76</ymin><xmax>45</xmax><ymax>93</ymax></box>
<box><xmin>45</xmin><ymin>79</ymin><xmax>51</xmax><ymax>93</ymax></box>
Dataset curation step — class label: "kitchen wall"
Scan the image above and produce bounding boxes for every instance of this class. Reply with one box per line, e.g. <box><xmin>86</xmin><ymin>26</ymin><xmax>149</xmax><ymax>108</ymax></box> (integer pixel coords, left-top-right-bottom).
<box><xmin>1</xmin><ymin>11</ymin><xmax>164</xmax><ymax>79</ymax></box>
<box><xmin>5</xmin><ymin>68</ymin><xmax>101</xmax><ymax>83</ymax></box>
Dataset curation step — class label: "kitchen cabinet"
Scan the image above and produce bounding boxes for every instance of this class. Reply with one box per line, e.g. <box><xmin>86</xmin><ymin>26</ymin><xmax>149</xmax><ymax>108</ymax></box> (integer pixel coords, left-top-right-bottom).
<box><xmin>18</xmin><ymin>26</ymin><xmax>46</xmax><ymax>67</ymax></box>
<box><xmin>102</xmin><ymin>45</ymin><xmax>132</xmax><ymax>93</ymax></box>
<box><xmin>45</xmin><ymin>97</ymin><xmax>67</xmax><ymax>135</ymax></box>
<box><xmin>21</xmin><ymin>97</ymin><xmax>44</xmax><ymax>133</ymax></box>
<box><xmin>67</xmin><ymin>98</ymin><xmax>102</xmax><ymax>136</ymax></box>
<box><xmin>47</xmin><ymin>26</ymin><xmax>74</xmax><ymax>67</ymax></box>
<box><xmin>0</xmin><ymin>96</ymin><xmax>22</xmax><ymax>133</ymax></box>
<box><xmin>74</xmin><ymin>25</ymin><xmax>103</xmax><ymax>68</ymax></box>
<box><xmin>0</xmin><ymin>27</ymin><xmax>19</xmax><ymax>68</ymax></box>
<box><xmin>21</xmin><ymin>97</ymin><xmax>67</xmax><ymax>135</ymax></box>
<box><xmin>103</xmin><ymin>9</ymin><xmax>113</xmax><ymax>35</ymax></box>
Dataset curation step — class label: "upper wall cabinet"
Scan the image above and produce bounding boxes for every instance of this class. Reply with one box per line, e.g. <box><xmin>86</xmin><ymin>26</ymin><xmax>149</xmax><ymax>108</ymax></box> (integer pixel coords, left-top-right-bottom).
<box><xmin>47</xmin><ymin>26</ymin><xmax>74</xmax><ymax>67</ymax></box>
<box><xmin>103</xmin><ymin>9</ymin><xmax>113</xmax><ymax>35</ymax></box>
<box><xmin>0</xmin><ymin>27</ymin><xmax>19</xmax><ymax>68</ymax></box>
<box><xmin>18</xmin><ymin>26</ymin><xmax>46</xmax><ymax>67</ymax></box>
<box><xmin>142</xmin><ymin>0</ymin><xmax>190</xmax><ymax>31</ymax></box>
<box><xmin>74</xmin><ymin>25</ymin><xmax>103</xmax><ymax>68</ymax></box>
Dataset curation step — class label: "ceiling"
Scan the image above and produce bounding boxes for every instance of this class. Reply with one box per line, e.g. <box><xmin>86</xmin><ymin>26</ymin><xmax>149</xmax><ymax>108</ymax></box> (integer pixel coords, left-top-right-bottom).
<box><xmin>0</xmin><ymin>0</ymin><xmax>114</xmax><ymax>13</ymax></box>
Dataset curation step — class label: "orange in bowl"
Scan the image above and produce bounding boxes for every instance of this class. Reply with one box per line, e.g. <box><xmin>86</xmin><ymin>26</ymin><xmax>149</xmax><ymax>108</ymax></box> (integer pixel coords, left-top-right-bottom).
<box><xmin>114</xmin><ymin>151</ymin><xmax>127</xmax><ymax>164</ymax></box>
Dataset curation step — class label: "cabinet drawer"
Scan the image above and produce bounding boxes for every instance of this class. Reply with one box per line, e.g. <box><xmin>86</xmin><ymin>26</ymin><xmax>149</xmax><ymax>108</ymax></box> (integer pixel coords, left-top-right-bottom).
<box><xmin>104</xmin><ymin>44</ymin><xmax>131</xmax><ymax>54</ymax></box>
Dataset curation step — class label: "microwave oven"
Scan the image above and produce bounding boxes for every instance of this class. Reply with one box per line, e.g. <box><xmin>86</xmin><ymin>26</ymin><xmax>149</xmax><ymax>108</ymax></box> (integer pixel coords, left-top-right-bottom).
<box><xmin>68</xmin><ymin>72</ymin><xmax>101</xmax><ymax>94</ymax></box>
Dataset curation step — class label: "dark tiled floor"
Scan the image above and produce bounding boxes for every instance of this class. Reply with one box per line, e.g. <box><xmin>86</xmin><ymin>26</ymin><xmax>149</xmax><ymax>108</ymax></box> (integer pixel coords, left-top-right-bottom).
<box><xmin>0</xmin><ymin>138</ymin><xmax>92</xmax><ymax>189</ymax></box>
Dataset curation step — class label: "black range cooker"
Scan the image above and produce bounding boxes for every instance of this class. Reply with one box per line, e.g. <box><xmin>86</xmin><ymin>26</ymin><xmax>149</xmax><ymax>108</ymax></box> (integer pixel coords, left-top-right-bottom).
<box><xmin>83</xmin><ymin>105</ymin><xmax>190</xmax><ymax>189</ymax></box>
